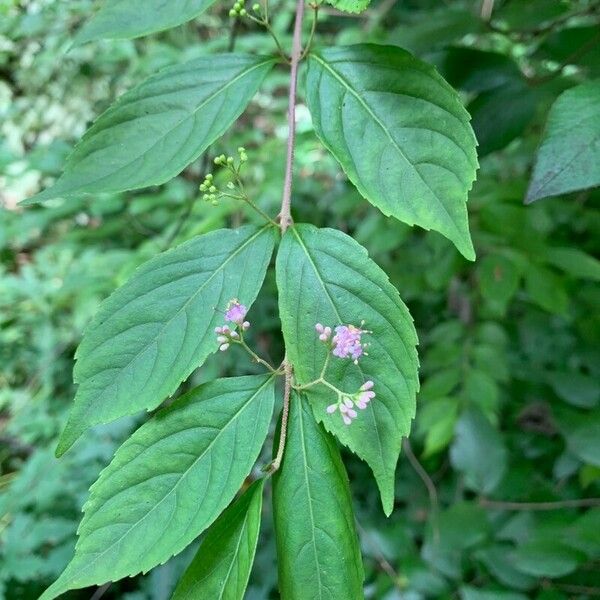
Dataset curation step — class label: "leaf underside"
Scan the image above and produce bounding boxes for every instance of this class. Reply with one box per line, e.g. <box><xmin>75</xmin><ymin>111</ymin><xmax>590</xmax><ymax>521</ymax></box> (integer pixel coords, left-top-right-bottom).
<box><xmin>57</xmin><ymin>225</ymin><xmax>275</xmax><ymax>455</ymax></box>
<box><xmin>41</xmin><ymin>376</ymin><xmax>275</xmax><ymax>600</ymax></box>
<box><xmin>276</xmin><ymin>224</ymin><xmax>419</xmax><ymax>515</ymax></box>
<box><xmin>273</xmin><ymin>394</ymin><xmax>365</xmax><ymax>599</ymax></box>
<box><xmin>25</xmin><ymin>54</ymin><xmax>275</xmax><ymax>205</ymax></box>
<box><xmin>306</xmin><ymin>44</ymin><xmax>478</xmax><ymax>260</ymax></box>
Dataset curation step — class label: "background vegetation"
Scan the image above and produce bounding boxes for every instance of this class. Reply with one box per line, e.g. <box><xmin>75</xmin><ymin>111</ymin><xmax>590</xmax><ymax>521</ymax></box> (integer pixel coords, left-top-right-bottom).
<box><xmin>1</xmin><ymin>0</ymin><xmax>599</xmax><ymax>598</ymax></box>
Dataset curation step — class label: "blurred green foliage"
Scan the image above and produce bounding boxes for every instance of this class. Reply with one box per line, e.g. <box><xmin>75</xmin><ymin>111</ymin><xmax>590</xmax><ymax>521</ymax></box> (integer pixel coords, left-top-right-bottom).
<box><xmin>1</xmin><ymin>0</ymin><xmax>600</xmax><ymax>598</ymax></box>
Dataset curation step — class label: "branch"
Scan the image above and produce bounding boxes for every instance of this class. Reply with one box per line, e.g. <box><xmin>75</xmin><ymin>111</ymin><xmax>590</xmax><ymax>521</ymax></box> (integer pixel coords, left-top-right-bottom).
<box><xmin>402</xmin><ymin>439</ymin><xmax>440</xmax><ymax>543</ymax></box>
<box><xmin>278</xmin><ymin>0</ymin><xmax>305</xmax><ymax>233</ymax></box>
<box><xmin>479</xmin><ymin>497</ymin><xmax>600</xmax><ymax>511</ymax></box>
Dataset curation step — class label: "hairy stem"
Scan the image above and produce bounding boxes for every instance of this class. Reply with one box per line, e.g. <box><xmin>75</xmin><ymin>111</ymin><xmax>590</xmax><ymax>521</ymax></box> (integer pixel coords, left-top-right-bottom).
<box><xmin>269</xmin><ymin>359</ymin><xmax>292</xmax><ymax>473</ymax></box>
<box><xmin>279</xmin><ymin>0</ymin><xmax>306</xmax><ymax>233</ymax></box>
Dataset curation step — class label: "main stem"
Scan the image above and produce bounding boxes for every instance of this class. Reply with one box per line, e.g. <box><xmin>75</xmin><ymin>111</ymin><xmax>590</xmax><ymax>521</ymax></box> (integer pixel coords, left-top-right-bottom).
<box><xmin>270</xmin><ymin>0</ymin><xmax>306</xmax><ymax>474</ymax></box>
<box><xmin>278</xmin><ymin>0</ymin><xmax>305</xmax><ymax>233</ymax></box>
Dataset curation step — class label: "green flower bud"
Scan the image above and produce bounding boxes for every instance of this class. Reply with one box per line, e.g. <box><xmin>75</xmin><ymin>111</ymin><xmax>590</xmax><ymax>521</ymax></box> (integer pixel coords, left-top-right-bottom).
<box><xmin>238</xmin><ymin>146</ymin><xmax>246</xmax><ymax>153</ymax></box>
<box><xmin>199</xmin><ymin>183</ymin><xmax>207</xmax><ymax>192</ymax></box>
<box><xmin>233</xmin><ymin>2</ymin><xmax>242</xmax><ymax>9</ymax></box>
<box><xmin>209</xmin><ymin>185</ymin><xmax>217</xmax><ymax>193</ymax></box>
<box><xmin>227</xmin><ymin>156</ymin><xmax>234</xmax><ymax>165</ymax></box>
<box><xmin>227</xmin><ymin>181</ymin><xmax>235</xmax><ymax>189</ymax></box>
<box><xmin>202</xmin><ymin>194</ymin><xmax>209</xmax><ymax>201</ymax></box>
<box><xmin>229</xmin><ymin>8</ymin><xmax>237</xmax><ymax>16</ymax></box>
<box><xmin>206</xmin><ymin>173</ymin><xmax>213</xmax><ymax>180</ymax></box>
<box><xmin>239</xmin><ymin>8</ymin><xmax>247</xmax><ymax>16</ymax></box>
<box><xmin>240</xmin><ymin>152</ymin><xmax>248</xmax><ymax>162</ymax></box>
<box><xmin>252</xmin><ymin>3</ymin><xmax>260</xmax><ymax>11</ymax></box>
<box><xmin>211</xmin><ymin>199</ymin><xmax>219</xmax><ymax>206</ymax></box>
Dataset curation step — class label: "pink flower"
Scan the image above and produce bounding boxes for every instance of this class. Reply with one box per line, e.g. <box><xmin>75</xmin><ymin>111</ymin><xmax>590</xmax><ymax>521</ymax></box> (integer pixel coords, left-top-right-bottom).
<box><xmin>332</xmin><ymin>324</ymin><xmax>366</xmax><ymax>362</ymax></box>
<box><xmin>225</xmin><ymin>299</ymin><xmax>248</xmax><ymax>324</ymax></box>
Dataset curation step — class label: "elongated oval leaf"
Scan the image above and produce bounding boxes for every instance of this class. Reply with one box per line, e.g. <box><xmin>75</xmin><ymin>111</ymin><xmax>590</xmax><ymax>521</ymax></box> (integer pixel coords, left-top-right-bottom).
<box><xmin>25</xmin><ymin>54</ymin><xmax>275</xmax><ymax>205</ymax></box>
<box><xmin>306</xmin><ymin>44</ymin><xmax>478</xmax><ymax>260</ymax></box>
<box><xmin>276</xmin><ymin>224</ymin><xmax>419</xmax><ymax>515</ymax></box>
<box><xmin>41</xmin><ymin>375</ymin><xmax>275</xmax><ymax>600</ymax></box>
<box><xmin>273</xmin><ymin>394</ymin><xmax>364</xmax><ymax>599</ymax></box>
<box><xmin>57</xmin><ymin>225</ymin><xmax>276</xmax><ymax>455</ymax></box>
<box><xmin>172</xmin><ymin>479</ymin><xmax>264</xmax><ymax>600</ymax></box>
<box><xmin>75</xmin><ymin>0</ymin><xmax>220</xmax><ymax>44</ymax></box>
<box><xmin>526</xmin><ymin>81</ymin><xmax>600</xmax><ymax>203</ymax></box>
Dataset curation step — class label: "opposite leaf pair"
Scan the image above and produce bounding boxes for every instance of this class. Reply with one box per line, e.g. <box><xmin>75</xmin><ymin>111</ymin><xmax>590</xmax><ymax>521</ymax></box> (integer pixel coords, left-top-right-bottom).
<box><xmin>42</xmin><ymin>223</ymin><xmax>418</xmax><ymax>599</ymax></box>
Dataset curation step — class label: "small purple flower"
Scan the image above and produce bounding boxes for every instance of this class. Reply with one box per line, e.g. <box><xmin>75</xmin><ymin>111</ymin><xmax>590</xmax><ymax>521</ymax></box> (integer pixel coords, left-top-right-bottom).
<box><xmin>225</xmin><ymin>299</ymin><xmax>248</xmax><ymax>324</ymax></box>
<box><xmin>332</xmin><ymin>324</ymin><xmax>367</xmax><ymax>363</ymax></box>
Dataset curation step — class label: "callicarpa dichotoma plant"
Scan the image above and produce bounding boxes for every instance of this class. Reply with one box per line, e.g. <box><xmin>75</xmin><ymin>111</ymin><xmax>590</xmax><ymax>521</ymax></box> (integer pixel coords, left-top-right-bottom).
<box><xmin>25</xmin><ymin>0</ymin><xmax>479</xmax><ymax>597</ymax></box>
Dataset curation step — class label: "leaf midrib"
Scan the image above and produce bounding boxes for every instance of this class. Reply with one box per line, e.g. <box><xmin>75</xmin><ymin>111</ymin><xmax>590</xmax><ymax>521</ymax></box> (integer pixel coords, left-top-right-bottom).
<box><xmin>297</xmin><ymin>400</ymin><xmax>325</xmax><ymax>599</ymax></box>
<box><xmin>290</xmin><ymin>228</ymin><xmax>387</xmax><ymax>482</ymax></box>
<box><xmin>67</xmin><ymin>377</ymin><xmax>273</xmax><ymax>588</ymax></box>
<box><xmin>77</xmin><ymin>226</ymin><xmax>269</xmax><ymax>390</ymax></box>
<box><xmin>65</xmin><ymin>57</ymin><xmax>275</xmax><ymax>192</ymax></box>
<box><xmin>309</xmin><ymin>53</ymin><xmax>465</xmax><ymax>240</ymax></box>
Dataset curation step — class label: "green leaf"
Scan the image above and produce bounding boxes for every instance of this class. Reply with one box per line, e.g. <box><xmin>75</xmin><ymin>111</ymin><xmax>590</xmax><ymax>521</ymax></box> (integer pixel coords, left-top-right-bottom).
<box><xmin>417</xmin><ymin>398</ymin><xmax>458</xmax><ymax>457</ymax></box>
<box><xmin>526</xmin><ymin>81</ymin><xmax>600</xmax><ymax>203</ymax></box>
<box><xmin>524</xmin><ymin>265</ymin><xmax>568</xmax><ymax>315</ymax></box>
<box><xmin>450</xmin><ymin>408</ymin><xmax>507</xmax><ymax>494</ymax></box>
<box><xmin>555</xmin><ymin>407</ymin><xmax>600</xmax><ymax>467</ymax></box>
<box><xmin>41</xmin><ymin>375</ymin><xmax>275</xmax><ymax>600</ymax></box>
<box><xmin>74</xmin><ymin>0</ymin><xmax>220</xmax><ymax>43</ymax></box>
<box><xmin>25</xmin><ymin>54</ymin><xmax>275</xmax><ymax>205</ymax></box>
<box><xmin>475</xmin><ymin>545</ymin><xmax>536</xmax><ymax>591</ymax></box>
<box><xmin>172</xmin><ymin>479</ymin><xmax>265</xmax><ymax>600</ymax></box>
<box><xmin>461</xmin><ymin>588</ymin><xmax>528</xmax><ymax>600</ymax></box>
<box><xmin>545</xmin><ymin>247</ymin><xmax>600</xmax><ymax>281</ymax></box>
<box><xmin>57</xmin><ymin>225</ymin><xmax>275</xmax><ymax>455</ymax></box>
<box><xmin>422</xmin><ymin>503</ymin><xmax>490</xmax><ymax>579</ymax></box>
<box><xmin>469</xmin><ymin>81</ymin><xmax>539</xmax><ymax>157</ymax></box>
<box><xmin>512</xmin><ymin>539</ymin><xmax>585</xmax><ymax>578</ymax></box>
<box><xmin>306</xmin><ymin>44</ymin><xmax>478</xmax><ymax>260</ymax></box>
<box><xmin>272</xmin><ymin>394</ymin><xmax>364</xmax><ymax>599</ymax></box>
<box><xmin>478</xmin><ymin>254</ymin><xmax>521</xmax><ymax>312</ymax></box>
<box><xmin>276</xmin><ymin>224</ymin><xmax>419</xmax><ymax>515</ymax></box>
<box><xmin>326</xmin><ymin>0</ymin><xmax>371</xmax><ymax>14</ymax></box>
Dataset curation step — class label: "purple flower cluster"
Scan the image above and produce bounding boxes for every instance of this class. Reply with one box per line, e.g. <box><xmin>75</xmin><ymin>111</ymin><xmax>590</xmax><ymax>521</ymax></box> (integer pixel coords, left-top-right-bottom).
<box><xmin>215</xmin><ymin>299</ymin><xmax>250</xmax><ymax>351</ymax></box>
<box><xmin>315</xmin><ymin>321</ymin><xmax>369</xmax><ymax>364</ymax></box>
<box><xmin>326</xmin><ymin>381</ymin><xmax>376</xmax><ymax>425</ymax></box>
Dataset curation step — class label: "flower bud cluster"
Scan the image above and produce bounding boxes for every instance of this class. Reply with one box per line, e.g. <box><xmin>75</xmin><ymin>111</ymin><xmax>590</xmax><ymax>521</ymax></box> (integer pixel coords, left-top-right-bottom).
<box><xmin>229</xmin><ymin>2</ymin><xmax>247</xmax><ymax>18</ymax></box>
<box><xmin>326</xmin><ymin>381</ymin><xmax>376</xmax><ymax>425</ymax></box>
<box><xmin>215</xmin><ymin>299</ymin><xmax>250</xmax><ymax>351</ymax></box>
<box><xmin>199</xmin><ymin>173</ymin><xmax>219</xmax><ymax>205</ymax></box>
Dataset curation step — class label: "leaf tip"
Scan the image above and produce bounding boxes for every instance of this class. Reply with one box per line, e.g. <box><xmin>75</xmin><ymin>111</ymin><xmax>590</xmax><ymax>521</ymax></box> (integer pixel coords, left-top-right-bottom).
<box><xmin>55</xmin><ymin>425</ymin><xmax>79</xmax><ymax>457</ymax></box>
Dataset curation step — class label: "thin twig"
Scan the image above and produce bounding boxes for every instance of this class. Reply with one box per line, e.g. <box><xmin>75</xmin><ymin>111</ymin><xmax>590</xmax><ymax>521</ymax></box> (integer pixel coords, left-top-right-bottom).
<box><xmin>278</xmin><ymin>0</ymin><xmax>305</xmax><ymax>233</ymax></box>
<box><xmin>300</xmin><ymin>4</ymin><xmax>319</xmax><ymax>60</ymax></box>
<box><xmin>479</xmin><ymin>497</ymin><xmax>600</xmax><ymax>510</ymax></box>
<box><xmin>402</xmin><ymin>439</ymin><xmax>440</xmax><ymax>543</ymax></box>
<box><xmin>269</xmin><ymin>360</ymin><xmax>292</xmax><ymax>473</ymax></box>
<box><xmin>480</xmin><ymin>0</ymin><xmax>495</xmax><ymax>21</ymax></box>
<box><xmin>545</xmin><ymin>582</ymin><xmax>600</xmax><ymax>597</ymax></box>
<box><xmin>357</xmin><ymin>522</ymin><xmax>403</xmax><ymax>589</ymax></box>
